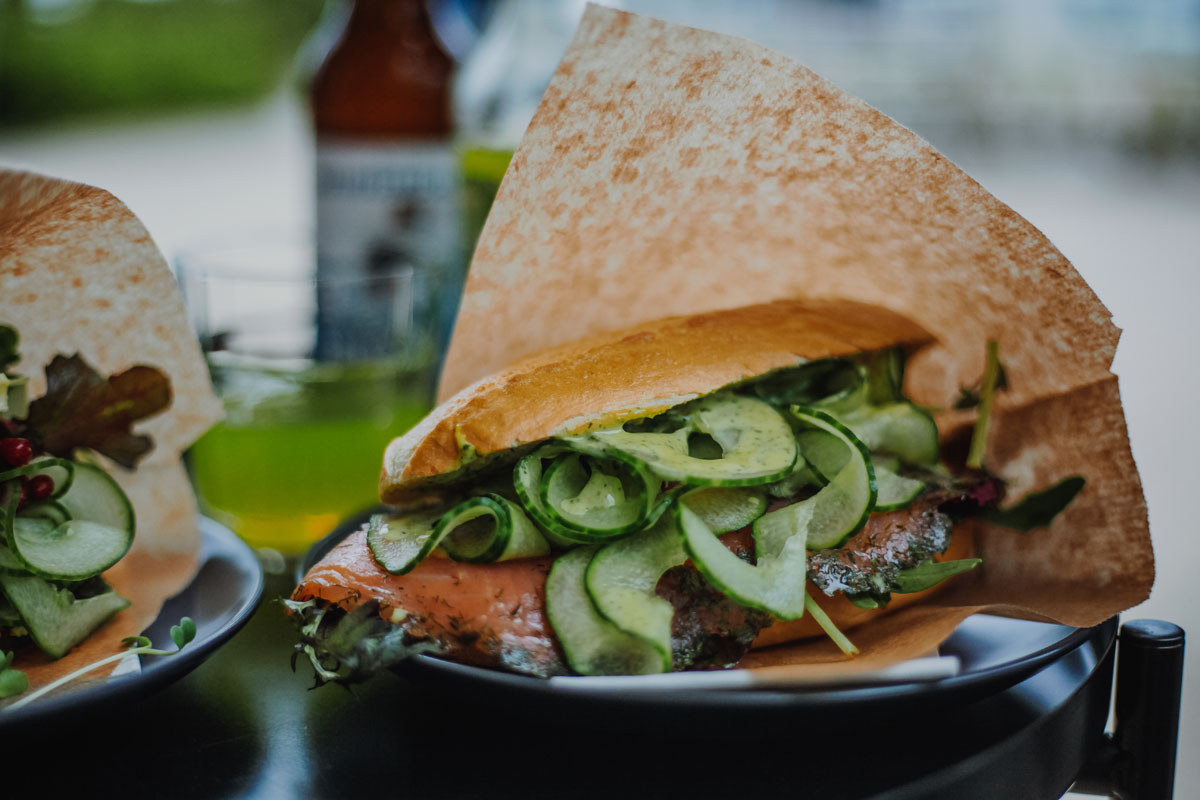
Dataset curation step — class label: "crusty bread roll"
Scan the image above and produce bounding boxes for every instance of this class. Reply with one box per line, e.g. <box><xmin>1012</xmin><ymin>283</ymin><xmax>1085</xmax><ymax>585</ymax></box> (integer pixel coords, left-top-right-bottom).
<box><xmin>380</xmin><ymin>297</ymin><xmax>931</xmax><ymax>505</ymax></box>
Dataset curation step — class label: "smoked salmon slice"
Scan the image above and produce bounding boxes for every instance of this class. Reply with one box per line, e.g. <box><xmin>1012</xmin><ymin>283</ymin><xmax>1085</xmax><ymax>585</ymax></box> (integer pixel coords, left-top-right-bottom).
<box><xmin>292</xmin><ymin>528</ymin><xmax>769</xmax><ymax>678</ymax></box>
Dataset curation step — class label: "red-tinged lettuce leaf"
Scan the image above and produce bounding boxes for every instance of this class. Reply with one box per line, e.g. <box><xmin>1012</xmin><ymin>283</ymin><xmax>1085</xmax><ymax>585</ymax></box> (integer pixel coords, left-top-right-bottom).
<box><xmin>24</xmin><ymin>354</ymin><xmax>171</xmax><ymax>468</ymax></box>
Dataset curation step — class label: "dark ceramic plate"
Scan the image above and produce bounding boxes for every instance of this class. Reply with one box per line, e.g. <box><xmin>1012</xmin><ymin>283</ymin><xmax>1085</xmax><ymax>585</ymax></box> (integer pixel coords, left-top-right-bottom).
<box><xmin>300</xmin><ymin>509</ymin><xmax>1110</xmax><ymax>726</ymax></box>
<box><xmin>0</xmin><ymin>516</ymin><xmax>263</xmax><ymax>729</ymax></box>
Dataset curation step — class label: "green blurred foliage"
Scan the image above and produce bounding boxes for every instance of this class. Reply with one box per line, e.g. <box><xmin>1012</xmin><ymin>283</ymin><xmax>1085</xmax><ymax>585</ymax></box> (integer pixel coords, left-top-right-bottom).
<box><xmin>0</xmin><ymin>0</ymin><xmax>326</xmax><ymax>127</ymax></box>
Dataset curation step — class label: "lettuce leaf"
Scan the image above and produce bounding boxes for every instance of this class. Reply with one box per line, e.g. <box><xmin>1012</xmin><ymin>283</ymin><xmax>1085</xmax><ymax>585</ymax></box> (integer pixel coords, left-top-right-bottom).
<box><xmin>24</xmin><ymin>354</ymin><xmax>171</xmax><ymax>468</ymax></box>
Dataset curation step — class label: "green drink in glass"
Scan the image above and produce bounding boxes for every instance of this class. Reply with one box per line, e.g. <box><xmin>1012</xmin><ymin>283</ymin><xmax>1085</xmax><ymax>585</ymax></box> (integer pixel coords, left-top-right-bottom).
<box><xmin>178</xmin><ymin>239</ymin><xmax>436</xmax><ymax>553</ymax></box>
<box><xmin>189</xmin><ymin>358</ymin><xmax>430</xmax><ymax>551</ymax></box>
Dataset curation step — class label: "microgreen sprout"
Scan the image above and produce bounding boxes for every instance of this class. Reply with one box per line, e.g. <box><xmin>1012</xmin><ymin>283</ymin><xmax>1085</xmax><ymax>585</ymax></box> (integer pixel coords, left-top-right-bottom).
<box><xmin>966</xmin><ymin>339</ymin><xmax>1002</xmax><ymax>470</ymax></box>
<box><xmin>804</xmin><ymin>591</ymin><xmax>858</xmax><ymax>657</ymax></box>
<box><xmin>2</xmin><ymin>616</ymin><xmax>196</xmax><ymax>712</ymax></box>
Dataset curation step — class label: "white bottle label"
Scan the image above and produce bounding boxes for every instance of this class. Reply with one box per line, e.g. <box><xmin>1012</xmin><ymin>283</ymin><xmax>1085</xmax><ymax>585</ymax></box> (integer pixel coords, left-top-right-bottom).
<box><xmin>315</xmin><ymin>138</ymin><xmax>463</xmax><ymax>357</ymax></box>
<box><xmin>316</xmin><ymin>138</ymin><xmax>461</xmax><ymax>279</ymax></box>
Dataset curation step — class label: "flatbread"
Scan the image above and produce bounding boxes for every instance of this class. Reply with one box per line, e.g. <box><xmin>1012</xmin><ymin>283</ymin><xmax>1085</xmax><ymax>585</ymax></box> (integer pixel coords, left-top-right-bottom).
<box><xmin>432</xmin><ymin>7</ymin><xmax>1150</xmax><ymax>673</ymax></box>
<box><xmin>1</xmin><ymin>168</ymin><xmax>223</xmax><ymax>693</ymax></box>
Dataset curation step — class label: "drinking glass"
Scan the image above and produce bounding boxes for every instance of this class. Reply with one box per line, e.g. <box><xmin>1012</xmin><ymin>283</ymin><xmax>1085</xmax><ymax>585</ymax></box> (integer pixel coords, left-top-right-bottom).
<box><xmin>176</xmin><ymin>236</ymin><xmax>436</xmax><ymax>553</ymax></box>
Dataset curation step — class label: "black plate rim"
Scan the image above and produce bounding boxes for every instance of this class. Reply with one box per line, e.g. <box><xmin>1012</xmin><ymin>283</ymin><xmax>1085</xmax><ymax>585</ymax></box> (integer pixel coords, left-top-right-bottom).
<box><xmin>300</xmin><ymin>508</ymin><xmax>1106</xmax><ymax>712</ymax></box>
<box><xmin>0</xmin><ymin>516</ymin><xmax>264</xmax><ymax>728</ymax></box>
<box><xmin>390</xmin><ymin>620</ymin><xmax>1106</xmax><ymax>714</ymax></box>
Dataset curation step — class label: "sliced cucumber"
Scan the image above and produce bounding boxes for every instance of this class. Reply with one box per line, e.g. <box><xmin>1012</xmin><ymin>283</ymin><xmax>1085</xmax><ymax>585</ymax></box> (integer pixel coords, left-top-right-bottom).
<box><xmin>798</xmin><ymin>421</ymin><xmax>924</xmax><ymax>513</ymax></box>
<box><xmin>0</xmin><ymin>572</ymin><xmax>129</xmax><ymax>658</ymax></box>
<box><xmin>581</xmin><ymin>393</ymin><xmax>796</xmax><ymax>487</ymax></box>
<box><xmin>873</xmin><ymin>453</ymin><xmax>901</xmax><ymax>472</ymax></box>
<box><xmin>56</xmin><ymin>462</ymin><xmax>134</xmax><ymax>535</ymax></box>
<box><xmin>0</xmin><ymin>592</ymin><xmax>21</xmax><ymax>626</ymax></box>
<box><xmin>1</xmin><ymin>461</ymin><xmax>135</xmax><ymax>581</ymax></box>
<box><xmin>679</xmin><ymin>486</ymin><xmax>768</xmax><ymax>534</ymax></box>
<box><xmin>764</xmin><ymin>463</ymin><xmax>821</xmax><ymax>499</ymax></box>
<box><xmin>837</xmin><ymin>402</ymin><xmax>939</xmax><ymax>467</ymax></box>
<box><xmin>584</xmin><ymin>516</ymin><xmax>686</xmax><ymax>672</ymax></box>
<box><xmin>437</xmin><ymin>495</ymin><xmax>549</xmax><ymax>563</ymax></box>
<box><xmin>545</xmin><ymin>546</ymin><xmax>663</xmax><ymax>676</ymax></box>
<box><xmin>19</xmin><ymin>500</ymin><xmax>71</xmax><ymax>527</ymax></box>
<box><xmin>367</xmin><ymin>495</ymin><xmax>548</xmax><ymax>574</ymax></box>
<box><xmin>861</xmin><ymin>347</ymin><xmax>908</xmax><ymax>405</ymax></box>
<box><xmin>366</xmin><ymin>507</ymin><xmax>449</xmax><ymax>575</ymax></box>
<box><xmin>0</xmin><ymin>543</ymin><xmax>25</xmax><ymax>575</ymax></box>
<box><xmin>8</xmin><ymin>517</ymin><xmax>134</xmax><ymax>581</ymax></box>
<box><xmin>796</xmin><ymin>429</ymin><xmax>849</xmax><ymax>483</ymax></box>
<box><xmin>514</xmin><ymin>445</ymin><xmax>660</xmax><ymax>544</ymax></box>
<box><xmin>873</xmin><ymin>462</ymin><xmax>926</xmax><ymax>512</ymax></box>
<box><xmin>677</xmin><ymin>503</ymin><xmax>808</xmax><ymax>619</ymax></box>
<box><xmin>754</xmin><ymin>408</ymin><xmax>877</xmax><ymax>552</ymax></box>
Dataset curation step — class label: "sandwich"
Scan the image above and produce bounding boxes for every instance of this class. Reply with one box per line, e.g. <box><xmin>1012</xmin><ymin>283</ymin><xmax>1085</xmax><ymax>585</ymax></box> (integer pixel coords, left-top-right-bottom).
<box><xmin>290</xmin><ymin>298</ymin><xmax>1073</xmax><ymax>681</ymax></box>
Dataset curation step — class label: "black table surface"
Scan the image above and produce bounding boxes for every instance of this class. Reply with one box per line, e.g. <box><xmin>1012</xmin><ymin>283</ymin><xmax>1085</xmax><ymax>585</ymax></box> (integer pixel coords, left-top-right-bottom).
<box><xmin>4</xmin><ymin>563</ymin><xmax>1117</xmax><ymax>800</ymax></box>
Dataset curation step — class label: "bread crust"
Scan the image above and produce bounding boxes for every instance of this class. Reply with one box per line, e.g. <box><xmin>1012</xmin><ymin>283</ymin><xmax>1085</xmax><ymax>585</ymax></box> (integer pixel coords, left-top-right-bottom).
<box><xmin>381</xmin><ymin>298</ymin><xmax>931</xmax><ymax>504</ymax></box>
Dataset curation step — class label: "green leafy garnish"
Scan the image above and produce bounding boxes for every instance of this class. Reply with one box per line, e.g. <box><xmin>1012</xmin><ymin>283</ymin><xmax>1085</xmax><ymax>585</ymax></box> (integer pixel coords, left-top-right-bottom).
<box><xmin>894</xmin><ymin>558</ymin><xmax>983</xmax><ymax>593</ymax></box>
<box><xmin>1</xmin><ymin>616</ymin><xmax>196</xmax><ymax>711</ymax></box>
<box><xmin>287</xmin><ymin>599</ymin><xmax>442</xmax><ymax>687</ymax></box>
<box><xmin>979</xmin><ymin>476</ymin><xmax>1086</xmax><ymax>533</ymax></box>
<box><xmin>24</xmin><ymin>354</ymin><xmax>171</xmax><ymax>468</ymax></box>
<box><xmin>845</xmin><ymin>558</ymin><xmax>983</xmax><ymax>609</ymax></box>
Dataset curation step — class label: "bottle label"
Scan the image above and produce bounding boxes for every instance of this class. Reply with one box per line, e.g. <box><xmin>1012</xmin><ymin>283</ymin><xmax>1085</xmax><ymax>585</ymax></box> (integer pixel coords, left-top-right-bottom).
<box><xmin>317</xmin><ymin>138</ymin><xmax>461</xmax><ymax>276</ymax></box>
<box><xmin>315</xmin><ymin>138</ymin><xmax>463</xmax><ymax>360</ymax></box>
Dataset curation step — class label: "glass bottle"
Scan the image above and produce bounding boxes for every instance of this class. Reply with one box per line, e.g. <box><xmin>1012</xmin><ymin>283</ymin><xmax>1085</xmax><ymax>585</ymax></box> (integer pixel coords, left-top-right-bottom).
<box><xmin>310</xmin><ymin>0</ymin><xmax>461</xmax><ymax>363</ymax></box>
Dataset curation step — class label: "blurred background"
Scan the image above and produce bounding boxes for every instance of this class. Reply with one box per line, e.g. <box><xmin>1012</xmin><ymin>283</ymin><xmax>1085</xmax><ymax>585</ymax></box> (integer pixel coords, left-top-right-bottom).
<box><xmin>2</xmin><ymin>1</ymin><xmax>1198</xmax><ymax>796</ymax></box>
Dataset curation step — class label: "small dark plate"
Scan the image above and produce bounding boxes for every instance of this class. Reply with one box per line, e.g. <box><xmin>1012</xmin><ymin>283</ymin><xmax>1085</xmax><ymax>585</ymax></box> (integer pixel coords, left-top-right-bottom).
<box><xmin>0</xmin><ymin>516</ymin><xmax>264</xmax><ymax>729</ymax></box>
<box><xmin>300</xmin><ymin>508</ymin><xmax>1108</xmax><ymax>727</ymax></box>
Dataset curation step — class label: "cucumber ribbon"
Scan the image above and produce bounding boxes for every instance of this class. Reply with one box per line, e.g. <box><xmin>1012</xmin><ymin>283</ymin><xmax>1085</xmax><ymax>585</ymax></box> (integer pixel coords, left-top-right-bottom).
<box><xmin>367</xmin><ymin>494</ymin><xmax>549</xmax><ymax>575</ymax></box>
<box><xmin>677</xmin><ymin>408</ymin><xmax>877</xmax><ymax>648</ymax></box>
<box><xmin>1</xmin><ymin>460</ymin><xmax>137</xmax><ymax>581</ymax></box>
<box><xmin>576</xmin><ymin>394</ymin><xmax>798</xmax><ymax>487</ymax></box>
<box><xmin>754</xmin><ymin>407</ymin><xmax>877</xmax><ymax>553</ymax></box>
<box><xmin>514</xmin><ymin>444</ymin><xmax>663</xmax><ymax>544</ymax></box>
<box><xmin>584</xmin><ymin>516</ymin><xmax>687</xmax><ymax>673</ymax></box>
